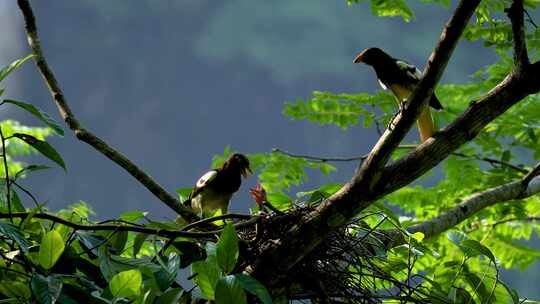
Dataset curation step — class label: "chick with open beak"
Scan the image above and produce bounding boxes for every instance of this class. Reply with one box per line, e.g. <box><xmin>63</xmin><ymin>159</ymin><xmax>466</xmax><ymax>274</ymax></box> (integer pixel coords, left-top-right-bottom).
<box><xmin>186</xmin><ymin>153</ymin><xmax>252</xmax><ymax>218</ymax></box>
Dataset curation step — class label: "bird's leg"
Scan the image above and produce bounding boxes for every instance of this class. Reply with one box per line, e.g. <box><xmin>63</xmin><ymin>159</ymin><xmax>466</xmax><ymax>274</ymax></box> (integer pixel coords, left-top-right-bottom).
<box><xmin>387</xmin><ymin>99</ymin><xmax>407</xmax><ymax>131</ymax></box>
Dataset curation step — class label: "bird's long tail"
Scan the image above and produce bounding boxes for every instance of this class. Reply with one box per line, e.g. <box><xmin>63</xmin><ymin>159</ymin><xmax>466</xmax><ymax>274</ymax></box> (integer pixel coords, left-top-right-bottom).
<box><xmin>416</xmin><ymin>106</ymin><xmax>436</xmax><ymax>143</ymax></box>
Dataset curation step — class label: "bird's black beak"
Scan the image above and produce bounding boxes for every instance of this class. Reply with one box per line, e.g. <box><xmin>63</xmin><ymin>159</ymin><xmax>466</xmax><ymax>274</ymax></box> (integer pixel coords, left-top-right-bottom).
<box><xmin>353</xmin><ymin>52</ymin><xmax>365</xmax><ymax>64</ymax></box>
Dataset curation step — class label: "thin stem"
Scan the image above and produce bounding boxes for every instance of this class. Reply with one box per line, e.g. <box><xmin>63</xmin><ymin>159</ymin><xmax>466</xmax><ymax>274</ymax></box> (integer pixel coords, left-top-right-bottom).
<box><xmin>0</xmin><ymin>127</ymin><xmax>12</xmax><ymax>222</ymax></box>
<box><xmin>450</xmin><ymin>152</ymin><xmax>528</xmax><ymax>174</ymax></box>
<box><xmin>11</xmin><ymin>180</ymin><xmax>40</xmax><ymax>209</ymax></box>
<box><xmin>0</xmin><ymin>211</ymin><xmax>259</xmax><ymax>240</ymax></box>
<box><xmin>180</xmin><ymin>213</ymin><xmax>253</xmax><ymax>232</ymax></box>
<box><xmin>273</xmin><ymin>148</ymin><xmax>367</xmax><ymax>163</ymax></box>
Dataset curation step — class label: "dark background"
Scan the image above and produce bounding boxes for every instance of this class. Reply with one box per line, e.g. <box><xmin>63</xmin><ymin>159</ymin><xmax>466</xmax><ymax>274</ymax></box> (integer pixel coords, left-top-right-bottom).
<box><xmin>1</xmin><ymin>0</ymin><xmax>537</xmax><ymax>298</ymax></box>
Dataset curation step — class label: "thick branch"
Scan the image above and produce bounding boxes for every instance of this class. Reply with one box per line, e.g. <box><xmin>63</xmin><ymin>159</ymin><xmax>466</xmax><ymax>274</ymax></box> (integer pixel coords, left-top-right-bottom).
<box><xmin>16</xmin><ymin>0</ymin><xmax>197</xmax><ymax>221</ymax></box>
<box><xmin>507</xmin><ymin>0</ymin><xmax>529</xmax><ymax>74</ymax></box>
<box><xmin>386</xmin><ymin>173</ymin><xmax>540</xmax><ymax>247</ymax></box>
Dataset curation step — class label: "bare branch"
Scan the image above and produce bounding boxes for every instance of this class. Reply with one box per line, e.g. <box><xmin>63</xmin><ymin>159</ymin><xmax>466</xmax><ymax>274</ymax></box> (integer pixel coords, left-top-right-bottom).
<box><xmin>506</xmin><ymin>0</ymin><xmax>529</xmax><ymax>74</ymax></box>
<box><xmin>492</xmin><ymin>216</ymin><xmax>540</xmax><ymax>227</ymax></box>
<box><xmin>16</xmin><ymin>0</ymin><xmax>197</xmax><ymax>221</ymax></box>
<box><xmin>297</xmin><ymin>143</ymin><xmax>528</xmax><ymax>174</ymax></box>
<box><xmin>272</xmin><ymin>148</ymin><xmax>367</xmax><ymax>163</ymax></box>
<box><xmin>450</xmin><ymin>152</ymin><xmax>528</xmax><ymax>174</ymax></box>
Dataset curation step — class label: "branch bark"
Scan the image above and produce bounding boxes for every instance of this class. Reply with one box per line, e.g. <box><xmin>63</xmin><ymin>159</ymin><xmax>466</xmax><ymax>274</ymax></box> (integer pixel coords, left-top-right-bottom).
<box><xmin>378</xmin><ymin>63</ymin><xmax>540</xmax><ymax>196</ymax></box>
<box><xmin>16</xmin><ymin>0</ymin><xmax>198</xmax><ymax>222</ymax></box>
<box><xmin>507</xmin><ymin>0</ymin><xmax>529</xmax><ymax>74</ymax></box>
<box><xmin>386</xmin><ymin>171</ymin><xmax>540</xmax><ymax>247</ymax></box>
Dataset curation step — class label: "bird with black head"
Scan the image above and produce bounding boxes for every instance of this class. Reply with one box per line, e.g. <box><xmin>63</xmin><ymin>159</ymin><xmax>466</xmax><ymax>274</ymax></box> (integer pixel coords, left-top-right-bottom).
<box><xmin>185</xmin><ymin>153</ymin><xmax>252</xmax><ymax>218</ymax></box>
<box><xmin>353</xmin><ymin>47</ymin><xmax>443</xmax><ymax>142</ymax></box>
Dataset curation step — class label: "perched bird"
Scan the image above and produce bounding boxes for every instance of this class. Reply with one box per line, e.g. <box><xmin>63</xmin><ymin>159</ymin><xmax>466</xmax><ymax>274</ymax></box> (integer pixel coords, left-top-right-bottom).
<box><xmin>353</xmin><ymin>47</ymin><xmax>443</xmax><ymax>142</ymax></box>
<box><xmin>185</xmin><ymin>153</ymin><xmax>252</xmax><ymax>218</ymax></box>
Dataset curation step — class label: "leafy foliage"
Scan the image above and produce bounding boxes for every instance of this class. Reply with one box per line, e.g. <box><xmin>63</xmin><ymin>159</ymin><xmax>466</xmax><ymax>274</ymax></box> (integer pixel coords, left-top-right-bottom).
<box><xmin>347</xmin><ymin>0</ymin><xmax>415</xmax><ymax>22</ymax></box>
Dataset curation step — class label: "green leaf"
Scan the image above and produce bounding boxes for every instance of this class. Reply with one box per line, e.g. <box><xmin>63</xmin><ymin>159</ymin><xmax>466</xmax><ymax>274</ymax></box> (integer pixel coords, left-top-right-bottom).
<box><xmin>347</xmin><ymin>0</ymin><xmax>414</xmax><ymax>21</ymax></box>
<box><xmin>460</xmin><ymin>240</ymin><xmax>497</xmax><ymax>264</ymax></box>
<box><xmin>370</xmin><ymin>0</ymin><xmax>414</xmax><ymax>21</ymax></box>
<box><xmin>76</xmin><ymin>232</ymin><xmax>105</xmax><ymax>257</ymax></box>
<box><xmin>119</xmin><ymin>210</ymin><xmax>147</xmax><ymax>223</ymax></box>
<box><xmin>0</xmin><ymin>54</ymin><xmax>34</xmax><ymax>83</ymax></box>
<box><xmin>154</xmin><ymin>253</ymin><xmax>181</xmax><ymax>291</ymax></box>
<box><xmin>265</xmin><ymin>192</ymin><xmax>291</xmax><ymax>209</ymax></box>
<box><xmin>192</xmin><ymin>260</ymin><xmax>221</xmax><ymax>300</ymax></box>
<box><xmin>0</xmin><ymin>179</ymin><xmax>25</xmax><ymax>213</ymax></box>
<box><xmin>155</xmin><ymin>288</ymin><xmax>186</xmax><ymax>304</ymax></box>
<box><xmin>3</xmin><ymin>99</ymin><xmax>64</xmax><ymax>136</ymax></box>
<box><xmin>108</xmin><ymin>230</ymin><xmax>128</xmax><ymax>253</ymax></box>
<box><xmin>235</xmin><ymin>274</ymin><xmax>272</xmax><ymax>304</ymax></box>
<box><xmin>30</xmin><ymin>274</ymin><xmax>63</xmax><ymax>304</ymax></box>
<box><xmin>12</xmin><ymin>133</ymin><xmax>66</xmax><ymax>170</ymax></box>
<box><xmin>109</xmin><ymin>269</ymin><xmax>142</xmax><ymax>298</ymax></box>
<box><xmin>447</xmin><ymin>230</ymin><xmax>468</xmax><ymax>246</ymax></box>
<box><xmin>0</xmin><ymin>280</ymin><xmax>32</xmax><ymax>299</ymax></box>
<box><xmin>499</xmin><ymin>280</ymin><xmax>520</xmax><ymax>304</ymax></box>
<box><xmin>296</xmin><ymin>183</ymin><xmax>342</xmax><ymax>203</ymax></box>
<box><xmin>410</xmin><ymin>232</ymin><xmax>425</xmax><ymax>242</ymax></box>
<box><xmin>176</xmin><ymin>188</ymin><xmax>193</xmax><ymax>204</ymax></box>
<box><xmin>215</xmin><ymin>275</ymin><xmax>247</xmax><ymax>304</ymax></box>
<box><xmin>171</xmin><ymin>241</ymin><xmax>206</xmax><ymax>268</ymax></box>
<box><xmin>15</xmin><ymin>164</ymin><xmax>51</xmax><ymax>179</ymax></box>
<box><xmin>216</xmin><ymin>223</ymin><xmax>239</xmax><ymax>274</ymax></box>
<box><xmin>97</xmin><ymin>246</ymin><xmax>161</xmax><ymax>281</ymax></box>
<box><xmin>132</xmin><ymin>233</ymin><xmax>148</xmax><ymax>257</ymax></box>
<box><xmin>0</xmin><ymin>221</ymin><xmax>29</xmax><ymax>252</ymax></box>
<box><xmin>39</xmin><ymin>230</ymin><xmax>65</xmax><ymax>270</ymax></box>
<box><xmin>370</xmin><ymin>201</ymin><xmax>401</xmax><ymax>226</ymax></box>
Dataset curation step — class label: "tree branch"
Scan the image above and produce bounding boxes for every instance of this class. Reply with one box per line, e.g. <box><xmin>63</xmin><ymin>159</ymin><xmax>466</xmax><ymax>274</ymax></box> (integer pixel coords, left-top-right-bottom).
<box><xmin>0</xmin><ymin>127</ymin><xmax>13</xmax><ymax>222</ymax></box>
<box><xmin>16</xmin><ymin>0</ymin><xmax>197</xmax><ymax>221</ymax></box>
<box><xmin>0</xmin><ymin>211</ymin><xmax>258</xmax><ymax>239</ymax></box>
<box><xmin>507</xmin><ymin>0</ymin><xmax>529</xmax><ymax>74</ymax></box>
<box><xmin>248</xmin><ymin>0</ymin><xmax>482</xmax><ymax>290</ymax></box>
<box><xmin>378</xmin><ymin>62</ymin><xmax>540</xmax><ymax>196</ymax></box>
<box><xmin>348</xmin><ymin>0</ymin><xmax>482</xmax><ymax>194</ymax></box>
<box><xmin>451</xmin><ymin>152</ymin><xmax>528</xmax><ymax>174</ymax></box>
<box><xmin>272</xmin><ymin>148</ymin><xmax>367</xmax><ymax>163</ymax></box>
<box><xmin>276</xmin><ymin>145</ymin><xmax>528</xmax><ymax>175</ymax></box>
<box><xmin>385</xmin><ymin>168</ymin><xmax>540</xmax><ymax>247</ymax></box>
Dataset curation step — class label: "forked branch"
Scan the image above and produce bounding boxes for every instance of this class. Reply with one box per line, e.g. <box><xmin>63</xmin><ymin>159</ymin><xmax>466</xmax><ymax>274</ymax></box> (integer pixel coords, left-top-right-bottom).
<box><xmin>249</xmin><ymin>0</ymin><xmax>483</xmax><ymax>289</ymax></box>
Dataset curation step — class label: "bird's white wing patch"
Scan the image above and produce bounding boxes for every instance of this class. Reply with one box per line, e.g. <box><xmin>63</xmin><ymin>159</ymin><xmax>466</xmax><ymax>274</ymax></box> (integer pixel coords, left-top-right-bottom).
<box><xmin>377</xmin><ymin>79</ymin><xmax>388</xmax><ymax>90</ymax></box>
<box><xmin>196</xmin><ymin>170</ymin><xmax>218</xmax><ymax>188</ymax></box>
<box><xmin>396</xmin><ymin>60</ymin><xmax>422</xmax><ymax>81</ymax></box>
